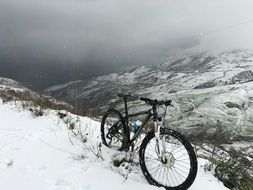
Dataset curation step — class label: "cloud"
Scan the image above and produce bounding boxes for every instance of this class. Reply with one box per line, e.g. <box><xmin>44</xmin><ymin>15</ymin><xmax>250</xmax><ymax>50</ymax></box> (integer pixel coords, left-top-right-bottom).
<box><xmin>1</xmin><ymin>0</ymin><xmax>253</xmax><ymax>88</ymax></box>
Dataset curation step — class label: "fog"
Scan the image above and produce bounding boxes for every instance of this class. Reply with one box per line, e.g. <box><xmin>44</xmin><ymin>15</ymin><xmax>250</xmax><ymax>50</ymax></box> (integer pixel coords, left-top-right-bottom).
<box><xmin>1</xmin><ymin>0</ymin><xmax>253</xmax><ymax>89</ymax></box>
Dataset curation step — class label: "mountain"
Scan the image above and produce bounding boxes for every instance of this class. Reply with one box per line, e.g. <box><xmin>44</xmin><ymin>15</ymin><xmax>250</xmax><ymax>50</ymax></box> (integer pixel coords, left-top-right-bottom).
<box><xmin>44</xmin><ymin>50</ymin><xmax>253</xmax><ymax>143</ymax></box>
<box><xmin>44</xmin><ymin>50</ymin><xmax>253</xmax><ymax>107</ymax></box>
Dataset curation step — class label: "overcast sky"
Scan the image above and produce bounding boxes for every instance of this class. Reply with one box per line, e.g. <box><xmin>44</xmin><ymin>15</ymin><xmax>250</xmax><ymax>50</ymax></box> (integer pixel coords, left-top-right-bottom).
<box><xmin>1</xmin><ymin>0</ymin><xmax>253</xmax><ymax>88</ymax></box>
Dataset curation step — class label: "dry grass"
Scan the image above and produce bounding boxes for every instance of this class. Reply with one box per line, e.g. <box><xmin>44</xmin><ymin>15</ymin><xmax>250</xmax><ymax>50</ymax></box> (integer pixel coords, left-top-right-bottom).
<box><xmin>0</xmin><ymin>89</ymin><xmax>102</xmax><ymax>120</ymax></box>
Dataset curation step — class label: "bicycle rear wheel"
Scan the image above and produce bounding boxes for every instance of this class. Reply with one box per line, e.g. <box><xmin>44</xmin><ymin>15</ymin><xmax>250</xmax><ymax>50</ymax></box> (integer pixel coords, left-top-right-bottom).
<box><xmin>101</xmin><ymin>109</ymin><xmax>128</xmax><ymax>151</ymax></box>
<box><xmin>139</xmin><ymin>128</ymin><xmax>197</xmax><ymax>190</ymax></box>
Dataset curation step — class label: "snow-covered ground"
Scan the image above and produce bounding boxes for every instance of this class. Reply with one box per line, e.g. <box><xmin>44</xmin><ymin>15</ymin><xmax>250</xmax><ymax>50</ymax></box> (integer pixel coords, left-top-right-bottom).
<box><xmin>0</xmin><ymin>100</ymin><xmax>228</xmax><ymax>190</ymax></box>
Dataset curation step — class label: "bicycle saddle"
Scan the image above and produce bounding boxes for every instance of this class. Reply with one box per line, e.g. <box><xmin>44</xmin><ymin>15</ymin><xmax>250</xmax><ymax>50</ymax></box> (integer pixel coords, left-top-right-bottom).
<box><xmin>117</xmin><ymin>93</ymin><xmax>132</xmax><ymax>98</ymax></box>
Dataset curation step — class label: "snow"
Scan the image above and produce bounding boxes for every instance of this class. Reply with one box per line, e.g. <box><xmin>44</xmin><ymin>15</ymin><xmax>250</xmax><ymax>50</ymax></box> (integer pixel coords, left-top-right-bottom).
<box><xmin>0</xmin><ymin>85</ymin><xmax>25</xmax><ymax>92</ymax></box>
<box><xmin>0</xmin><ymin>77</ymin><xmax>21</xmax><ymax>86</ymax></box>
<box><xmin>0</xmin><ymin>77</ymin><xmax>27</xmax><ymax>92</ymax></box>
<box><xmin>0</xmin><ymin>100</ymin><xmax>228</xmax><ymax>190</ymax></box>
<box><xmin>44</xmin><ymin>80</ymin><xmax>83</xmax><ymax>93</ymax></box>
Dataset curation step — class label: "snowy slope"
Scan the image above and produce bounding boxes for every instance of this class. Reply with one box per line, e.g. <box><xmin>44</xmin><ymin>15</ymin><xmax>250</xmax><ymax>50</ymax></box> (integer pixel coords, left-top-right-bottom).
<box><xmin>0</xmin><ymin>100</ymin><xmax>228</xmax><ymax>190</ymax></box>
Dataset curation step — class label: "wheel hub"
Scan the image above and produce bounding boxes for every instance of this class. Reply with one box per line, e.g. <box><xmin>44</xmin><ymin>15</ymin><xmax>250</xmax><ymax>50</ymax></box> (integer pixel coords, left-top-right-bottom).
<box><xmin>161</xmin><ymin>152</ymin><xmax>175</xmax><ymax>168</ymax></box>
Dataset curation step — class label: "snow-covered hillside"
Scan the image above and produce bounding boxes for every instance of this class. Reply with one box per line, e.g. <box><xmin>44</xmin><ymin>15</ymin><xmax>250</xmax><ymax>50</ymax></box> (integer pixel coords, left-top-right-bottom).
<box><xmin>44</xmin><ymin>50</ymin><xmax>253</xmax><ymax>145</ymax></box>
<box><xmin>44</xmin><ymin>50</ymin><xmax>253</xmax><ymax>109</ymax></box>
<box><xmin>0</xmin><ymin>77</ymin><xmax>32</xmax><ymax>93</ymax></box>
<box><xmin>0</xmin><ymin>77</ymin><xmax>71</xmax><ymax>112</ymax></box>
<box><xmin>0</xmin><ymin>100</ymin><xmax>229</xmax><ymax>190</ymax></box>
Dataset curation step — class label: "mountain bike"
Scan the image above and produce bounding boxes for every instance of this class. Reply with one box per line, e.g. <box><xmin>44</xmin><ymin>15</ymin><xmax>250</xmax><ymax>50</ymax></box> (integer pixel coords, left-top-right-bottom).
<box><xmin>101</xmin><ymin>93</ymin><xmax>198</xmax><ymax>190</ymax></box>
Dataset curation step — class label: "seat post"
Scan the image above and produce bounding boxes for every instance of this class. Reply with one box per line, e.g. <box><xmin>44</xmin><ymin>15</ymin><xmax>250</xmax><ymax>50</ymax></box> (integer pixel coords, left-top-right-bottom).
<box><xmin>123</xmin><ymin>97</ymin><xmax>129</xmax><ymax>119</ymax></box>
<box><xmin>152</xmin><ymin>105</ymin><xmax>158</xmax><ymax>122</ymax></box>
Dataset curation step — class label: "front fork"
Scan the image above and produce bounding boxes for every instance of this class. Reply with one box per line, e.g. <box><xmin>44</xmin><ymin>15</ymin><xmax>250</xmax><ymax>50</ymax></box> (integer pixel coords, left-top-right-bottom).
<box><xmin>154</xmin><ymin>121</ymin><xmax>166</xmax><ymax>161</ymax></box>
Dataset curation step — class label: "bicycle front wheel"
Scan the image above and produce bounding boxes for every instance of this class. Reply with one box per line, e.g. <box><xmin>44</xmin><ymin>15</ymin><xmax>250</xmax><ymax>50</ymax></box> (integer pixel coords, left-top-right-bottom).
<box><xmin>139</xmin><ymin>128</ymin><xmax>198</xmax><ymax>190</ymax></box>
<box><xmin>101</xmin><ymin>109</ymin><xmax>128</xmax><ymax>151</ymax></box>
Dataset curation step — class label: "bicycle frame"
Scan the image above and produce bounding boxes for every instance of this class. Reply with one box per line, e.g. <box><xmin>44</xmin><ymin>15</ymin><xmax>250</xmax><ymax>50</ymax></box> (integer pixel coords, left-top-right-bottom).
<box><xmin>124</xmin><ymin>109</ymin><xmax>152</xmax><ymax>145</ymax></box>
<box><xmin>121</xmin><ymin>97</ymin><xmax>163</xmax><ymax>151</ymax></box>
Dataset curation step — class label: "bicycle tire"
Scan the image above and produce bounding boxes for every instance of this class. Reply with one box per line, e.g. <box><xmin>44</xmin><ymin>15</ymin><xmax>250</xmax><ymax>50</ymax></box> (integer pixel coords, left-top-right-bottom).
<box><xmin>101</xmin><ymin>109</ymin><xmax>128</xmax><ymax>151</ymax></box>
<box><xmin>139</xmin><ymin>128</ymin><xmax>198</xmax><ymax>190</ymax></box>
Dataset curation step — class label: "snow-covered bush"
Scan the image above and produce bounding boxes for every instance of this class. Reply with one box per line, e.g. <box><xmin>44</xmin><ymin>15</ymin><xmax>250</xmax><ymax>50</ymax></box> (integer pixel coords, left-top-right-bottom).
<box><xmin>29</xmin><ymin>107</ymin><xmax>44</xmax><ymax>117</ymax></box>
<box><xmin>214</xmin><ymin>158</ymin><xmax>253</xmax><ymax>190</ymax></box>
<box><xmin>205</xmin><ymin>156</ymin><xmax>253</xmax><ymax>190</ymax></box>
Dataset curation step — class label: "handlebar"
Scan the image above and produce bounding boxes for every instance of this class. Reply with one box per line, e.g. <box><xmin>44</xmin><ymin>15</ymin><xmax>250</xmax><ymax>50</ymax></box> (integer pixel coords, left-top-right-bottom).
<box><xmin>140</xmin><ymin>97</ymin><xmax>172</xmax><ymax>107</ymax></box>
<box><xmin>117</xmin><ymin>93</ymin><xmax>173</xmax><ymax>107</ymax></box>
